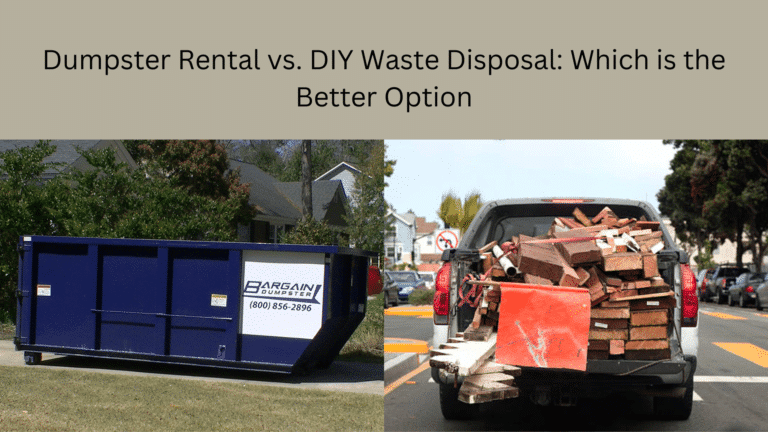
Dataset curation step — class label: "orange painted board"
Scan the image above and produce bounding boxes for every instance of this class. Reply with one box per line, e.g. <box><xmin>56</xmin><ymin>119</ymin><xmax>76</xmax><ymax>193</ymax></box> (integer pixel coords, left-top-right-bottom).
<box><xmin>495</xmin><ymin>283</ymin><xmax>591</xmax><ymax>371</ymax></box>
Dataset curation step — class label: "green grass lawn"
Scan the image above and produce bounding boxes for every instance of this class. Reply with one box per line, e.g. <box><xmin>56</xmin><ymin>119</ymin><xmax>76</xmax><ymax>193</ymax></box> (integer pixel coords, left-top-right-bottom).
<box><xmin>337</xmin><ymin>293</ymin><xmax>384</xmax><ymax>363</ymax></box>
<box><xmin>0</xmin><ymin>366</ymin><xmax>382</xmax><ymax>431</ymax></box>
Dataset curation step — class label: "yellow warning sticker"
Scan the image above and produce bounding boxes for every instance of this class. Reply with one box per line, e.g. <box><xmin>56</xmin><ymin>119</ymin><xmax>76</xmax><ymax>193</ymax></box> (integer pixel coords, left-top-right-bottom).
<box><xmin>211</xmin><ymin>294</ymin><xmax>227</xmax><ymax>307</ymax></box>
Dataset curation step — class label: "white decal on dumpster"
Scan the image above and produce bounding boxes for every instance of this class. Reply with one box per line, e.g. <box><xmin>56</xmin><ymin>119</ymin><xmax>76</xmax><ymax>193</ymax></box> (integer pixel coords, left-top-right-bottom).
<box><xmin>211</xmin><ymin>294</ymin><xmax>227</xmax><ymax>307</ymax></box>
<box><xmin>240</xmin><ymin>250</ymin><xmax>325</xmax><ymax>340</ymax></box>
<box><xmin>37</xmin><ymin>284</ymin><xmax>51</xmax><ymax>297</ymax></box>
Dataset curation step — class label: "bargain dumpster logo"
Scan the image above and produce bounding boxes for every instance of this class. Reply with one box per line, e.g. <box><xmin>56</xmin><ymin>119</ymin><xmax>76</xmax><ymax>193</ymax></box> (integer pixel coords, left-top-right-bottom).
<box><xmin>243</xmin><ymin>280</ymin><xmax>323</xmax><ymax>304</ymax></box>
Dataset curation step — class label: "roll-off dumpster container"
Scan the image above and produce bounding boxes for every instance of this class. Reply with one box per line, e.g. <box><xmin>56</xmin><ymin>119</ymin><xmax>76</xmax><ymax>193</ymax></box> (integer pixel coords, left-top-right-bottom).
<box><xmin>15</xmin><ymin>236</ymin><xmax>374</xmax><ymax>374</ymax></box>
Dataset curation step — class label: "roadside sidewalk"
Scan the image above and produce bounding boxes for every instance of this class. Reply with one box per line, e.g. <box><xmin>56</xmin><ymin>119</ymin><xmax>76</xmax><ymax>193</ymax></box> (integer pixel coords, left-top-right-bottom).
<box><xmin>0</xmin><ymin>340</ymin><xmax>384</xmax><ymax>395</ymax></box>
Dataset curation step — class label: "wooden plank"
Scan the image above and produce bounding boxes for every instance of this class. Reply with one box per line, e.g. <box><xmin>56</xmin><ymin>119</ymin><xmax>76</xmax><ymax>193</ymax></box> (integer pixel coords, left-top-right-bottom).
<box><xmin>473</xmin><ymin>360</ymin><xmax>522</xmax><ymax>376</ymax></box>
<box><xmin>610</xmin><ymin>340</ymin><xmax>625</xmax><ymax>355</ymax></box>
<box><xmin>630</xmin><ymin>297</ymin><xmax>676</xmax><ymax>310</ymax></box>
<box><xmin>603</xmin><ymin>252</ymin><xmax>644</xmax><ymax>272</ymax></box>
<box><xmin>428</xmin><ymin>334</ymin><xmax>498</xmax><ymax>376</ymax></box>
<box><xmin>588</xmin><ymin>328</ymin><xmax>628</xmax><ymax>340</ymax></box>
<box><xmin>631</xmin><ymin>309</ymin><xmax>669</xmax><ymax>326</ymax></box>
<box><xmin>610</xmin><ymin>290</ymin><xmax>674</xmax><ymax>302</ymax></box>
<box><xmin>591</xmin><ymin>319</ymin><xmax>628</xmax><ymax>330</ymax></box>
<box><xmin>463</xmin><ymin>325</ymin><xmax>494</xmax><ymax>341</ymax></box>
<box><xmin>630</xmin><ymin>325</ymin><xmax>668</xmax><ymax>340</ymax></box>
<box><xmin>590</xmin><ymin>307</ymin><xmax>630</xmax><ymax>319</ymax></box>
<box><xmin>458</xmin><ymin>381</ymin><xmax>519</xmax><ymax>404</ymax></box>
<box><xmin>573</xmin><ymin>207</ymin><xmax>594</xmax><ymax>227</ymax></box>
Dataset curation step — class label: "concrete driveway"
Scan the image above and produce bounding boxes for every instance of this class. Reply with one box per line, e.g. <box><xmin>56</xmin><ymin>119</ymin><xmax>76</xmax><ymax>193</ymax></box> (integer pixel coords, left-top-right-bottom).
<box><xmin>0</xmin><ymin>340</ymin><xmax>383</xmax><ymax>395</ymax></box>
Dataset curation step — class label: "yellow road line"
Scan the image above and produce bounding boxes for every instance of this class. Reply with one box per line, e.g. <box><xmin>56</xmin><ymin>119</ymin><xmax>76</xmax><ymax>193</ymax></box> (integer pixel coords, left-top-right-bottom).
<box><xmin>714</xmin><ymin>343</ymin><xmax>768</xmax><ymax>368</ymax></box>
<box><xmin>700</xmin><ymin>311</ymin><xmax>747</xmax><ymax>320</ymax></box>
<box><xmin>384</xmin><ymin>307</ymin><xmax>433</xmax><ymax>318</ymax></box>
<box><xmin>754</xmin><ymin>313</ymin><xmax>768</xmax><ymax>319</ymax></box>
<box><xmin>384</xmin><ymin>338</ymin><xmax>430</xmax><ymax>354</ymax></box>
<box><xmin>384</xmin><ymin>360</ymin><xmax>431</xmax><ymax>395</ymax></box>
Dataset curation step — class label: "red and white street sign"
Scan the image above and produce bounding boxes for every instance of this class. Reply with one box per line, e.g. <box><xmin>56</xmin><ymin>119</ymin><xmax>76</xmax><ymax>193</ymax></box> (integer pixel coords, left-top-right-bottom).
<box><xmin>436</xmin><ymin>230</ymin><xmax>459</xmax><ymax>251</ymax></box>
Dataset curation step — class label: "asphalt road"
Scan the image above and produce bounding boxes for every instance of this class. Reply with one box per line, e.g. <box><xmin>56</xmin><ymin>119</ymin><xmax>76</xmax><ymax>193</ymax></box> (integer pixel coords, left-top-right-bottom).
<box><xmin>385</xmin><ymin>302</ymin><xmax>768</xmax><ymax>431</ymax></box>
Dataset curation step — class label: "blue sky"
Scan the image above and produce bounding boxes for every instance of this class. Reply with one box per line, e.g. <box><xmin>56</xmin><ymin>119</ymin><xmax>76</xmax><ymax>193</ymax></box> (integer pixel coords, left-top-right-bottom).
<box><xmin>384</xmin><ymin>140</ymin><xmax>677</xmax><ymax>223</ymax></box>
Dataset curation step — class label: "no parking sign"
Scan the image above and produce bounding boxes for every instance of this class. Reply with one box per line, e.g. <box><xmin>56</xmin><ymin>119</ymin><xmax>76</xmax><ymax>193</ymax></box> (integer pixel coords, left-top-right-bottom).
<box><xmin>436</xmin><ymin>230</ymin><xmax>459</xmax><ymax>251</ymax></box>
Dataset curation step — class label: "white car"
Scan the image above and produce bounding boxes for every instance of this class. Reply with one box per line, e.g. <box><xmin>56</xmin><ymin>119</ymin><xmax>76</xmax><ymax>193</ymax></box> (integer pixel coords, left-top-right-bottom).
<box><xmin>418</xmin><ymin>271</ymin><xmax>436</xmax><ymax>289</ymax></box>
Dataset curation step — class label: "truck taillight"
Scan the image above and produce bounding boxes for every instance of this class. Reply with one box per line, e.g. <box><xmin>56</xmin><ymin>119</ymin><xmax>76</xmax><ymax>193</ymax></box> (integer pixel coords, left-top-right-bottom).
<box><xmin>701</xmin><ymin>278</ymin><xmax>708</xmax><ymax>293</ymax></box>
<box><xmin>681</xmin><ymin>264</ymin><xmax>698</xmax><ymax>327</ymax></box>
<box><xmin>747</xmin><ymin>286</ymin><xmax>754</xmax><ymax>293</ymax></box>
<box><xmin>722</xmin><ymin>279</ymin><xmax>727</xmax><ymax>287</ymax></box>
<box><xmin>433</xmin><ymin>262</ymin><xmax>451</xmax><ymax>324</ymax></box>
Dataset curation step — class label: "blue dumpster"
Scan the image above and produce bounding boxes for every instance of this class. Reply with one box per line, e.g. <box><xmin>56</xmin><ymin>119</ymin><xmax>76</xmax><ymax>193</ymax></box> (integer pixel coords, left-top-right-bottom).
<box><xmin>14</xmin><ymin>236</ymin><xmax>374</xmax><ymax>374</ymax></box>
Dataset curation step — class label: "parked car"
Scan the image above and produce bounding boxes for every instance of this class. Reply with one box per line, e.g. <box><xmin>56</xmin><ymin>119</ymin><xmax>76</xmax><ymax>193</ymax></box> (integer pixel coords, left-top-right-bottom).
<box><xmin>384</xmin><ymin>270</ymin><xmax>427</xmax><ymax>302</ymax></box>
<box><xmin>418</xmin><ymin>271</ymin><xmax>436</xmax><ymax>290</ymax></box>
<box><xmin>703</xmin><ymin>265</ymin><xmax>750</xmax><ymax>304</ymax></box>
<box><xmin>727</xmin><ymin>272</ymin><xmax>768</xmax><ymax>308</ymax></box>
<box><xmin>753</xmin><ymin>276</ymin><xmax>768</xmax><ymax>311</ymax></box>
<box><xmin>697</xmin><ymin>268</ymin><xmax>715</xmax><ymax>301</ymax></box>
<box><xmin>381</xmin><ymin>271</ymin><xmax>401</xmax><ymax>308</ymax></box>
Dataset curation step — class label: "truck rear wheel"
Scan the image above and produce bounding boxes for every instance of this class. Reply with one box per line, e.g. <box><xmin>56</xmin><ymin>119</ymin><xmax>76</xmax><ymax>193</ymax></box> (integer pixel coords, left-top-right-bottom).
<box><xmin>653</xmin><ymin>373</ymin><xmax>693</xmax><ymax>420</ymax></box>
<box><xmin>439</xmin><ymin>381</ymin><xmax>478</xmax><ymax>420</ymax></box>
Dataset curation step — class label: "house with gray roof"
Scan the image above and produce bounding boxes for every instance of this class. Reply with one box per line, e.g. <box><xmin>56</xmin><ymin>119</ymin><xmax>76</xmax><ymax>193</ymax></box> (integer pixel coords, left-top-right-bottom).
<box><xmin>315</xmin><ymin>161</ymin><xmax>363</xmax><ymax>207</ymax></box>
<box><xmin>0</xmin><ymin>140</ymin><xmax>138</xmax><ymax>178</ymax></box>
<box><xmin>229</xmin><ymin>159</ymin><xmax>349</xmax><ymax>243</ymax></box>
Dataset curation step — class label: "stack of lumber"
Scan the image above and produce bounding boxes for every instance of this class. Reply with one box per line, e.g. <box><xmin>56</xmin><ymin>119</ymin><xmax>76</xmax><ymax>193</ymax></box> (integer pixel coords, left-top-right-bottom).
<box><xmin>471</xmin><ymin>206</ymin><xmax>673</xmax><ymax>361</ymax></box>
<box><xmin>429</xmin><ymin>329</ymin><xmax>521</xmax><ymax>404</ymax></box>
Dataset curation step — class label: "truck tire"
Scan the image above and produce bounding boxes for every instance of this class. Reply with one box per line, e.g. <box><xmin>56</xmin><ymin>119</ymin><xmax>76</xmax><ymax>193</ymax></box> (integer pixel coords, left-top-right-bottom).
<box><xmin>716</xmin><ymin>289</ymin><xmax>724</xmax><ymax>305</ymax></box>
<box><xmin>653</xmin><ymin>373</ymin><xmax>694</xmax><ymax>420</ymax></box>
<box><xmin>439</xmin><ymin>381</ymin><xmax>478</xmax><ymax>420</ymax></box>
<box><xmin>739</xmin><ymin>294</ymin><xmax>747</xmax><ymax>308</ymax></box>
<box><xmin>757</xmin><ymin>296</ymin><xmax>763</xmax><ymax>311</ymax></box>
<box><xmin>728</xmin><ymin>292</ymin><xmax>735</xmax><ymax>307</ymax></box>
<box><xmin>383</xmin><ymin>291</ymin><xmax>390</xmax><ymax>309</ymax></box>
<box><xmin>24</xmin><ymin>352</ymin><xmax>41</xmax><ymax>365</ymax></box>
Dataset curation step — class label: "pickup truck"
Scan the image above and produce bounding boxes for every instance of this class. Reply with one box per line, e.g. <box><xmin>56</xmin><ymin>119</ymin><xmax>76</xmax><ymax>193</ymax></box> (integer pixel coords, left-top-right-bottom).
<box><xmin>431</xmin><ymin>198</ymin><xmax>699</xmax><ymax>420</ymax></box>
<box><xmin>702</xmin><ymin>265</ymin><xmax>749</xmax><ymax>304</ymax></box>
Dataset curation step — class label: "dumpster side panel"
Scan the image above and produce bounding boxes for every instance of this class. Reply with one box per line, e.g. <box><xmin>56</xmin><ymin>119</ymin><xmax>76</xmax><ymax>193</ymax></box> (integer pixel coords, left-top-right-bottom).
<box><xmin>98</xmin><ymin>246</ymin><xmax>165</xmax><ymax>355</ymax></box>
<box><xmin>34</xmin><ymin>243</ymin><xmax>97</xmax><ymax>349</ymax></box>
<box><xmin>168</xmin><ymin>248</ymin><xmax>239</xmax><ymax>360</ymax></box>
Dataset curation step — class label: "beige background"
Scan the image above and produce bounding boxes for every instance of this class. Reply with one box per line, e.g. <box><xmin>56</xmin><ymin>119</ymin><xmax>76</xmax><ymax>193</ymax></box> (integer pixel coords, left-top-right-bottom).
<box><xmin>2</xmin><ymin>1</ymin><xmax>765</xmax><ymax>139</ymax></box>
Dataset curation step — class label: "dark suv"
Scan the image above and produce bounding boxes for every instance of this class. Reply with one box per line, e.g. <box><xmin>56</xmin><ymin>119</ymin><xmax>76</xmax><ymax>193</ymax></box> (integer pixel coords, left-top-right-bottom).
<box><xmin>703</xmin><ymin>265</ymin><xmax>749</xmax><ymax>304</ymax></box>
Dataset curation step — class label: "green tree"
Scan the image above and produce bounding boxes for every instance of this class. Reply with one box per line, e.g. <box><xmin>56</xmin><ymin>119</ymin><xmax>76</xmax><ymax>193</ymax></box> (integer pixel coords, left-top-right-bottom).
<box><xmin>661</xmin><ymin>140</ymin><xmax>768</xmax><ymax>269</ymax></box>
<box><xmin>47</xmin><ymin>147</ymin><xmax>254</xmax><ymax>240</ymax></box>
<box><xmin>345</xmin><ymin>141</ymin><xmax>393</xmax><ymax>255</ymax></box>
<box><xmin>0</xmin><ymin>141</ymin><xmax>59</xmax><ymax>322</ymax></box>
<box><xmin>437</xmin><ymin>191</ymin><xmax>483</xmax><ymax>234</ymax></box>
